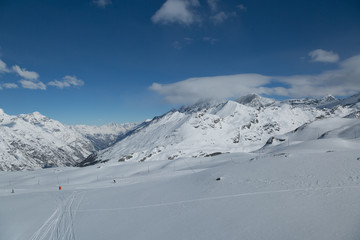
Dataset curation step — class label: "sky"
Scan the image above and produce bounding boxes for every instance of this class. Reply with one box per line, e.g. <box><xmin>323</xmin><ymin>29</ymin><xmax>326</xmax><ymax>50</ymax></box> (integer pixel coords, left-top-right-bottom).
<box><xmin>0</xmin><ymin>0</ymin><xmax>360</xmax><ymax>125</ymax></box>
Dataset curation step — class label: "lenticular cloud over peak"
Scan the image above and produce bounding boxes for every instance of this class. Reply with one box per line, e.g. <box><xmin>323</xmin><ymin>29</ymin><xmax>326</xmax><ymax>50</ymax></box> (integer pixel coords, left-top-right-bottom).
<box><xmin>150</xmin><ymin>54</ymin><xmax>360</xmax><ymax>104</ymax></box>
<box><xmin>150</xmin><ymin>74</ymin><xmax>271</xmax><ymax>104</ymax></box>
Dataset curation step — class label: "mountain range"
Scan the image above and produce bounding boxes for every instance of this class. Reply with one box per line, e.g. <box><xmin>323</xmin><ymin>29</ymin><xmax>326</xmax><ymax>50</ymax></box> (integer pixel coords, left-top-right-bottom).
<box><xmin>1</xmin><ymin>93</ymin><xmax>359</xmax><ymax>171</ymax></box>
<box><xmin>79</xmin><ymin>93</ymin><xmax>360</xmax><ymax>166</ymax></box>
<box><xmin>0</xmin><ymin>110</ymin><xmax>136</xmax><ymax>171</ymax></box>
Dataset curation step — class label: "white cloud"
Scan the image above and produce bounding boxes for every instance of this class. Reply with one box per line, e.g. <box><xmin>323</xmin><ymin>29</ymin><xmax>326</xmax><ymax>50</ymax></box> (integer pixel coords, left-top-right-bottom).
<box><xmin>308</xmin><ymin>49</ymin><xmax>339</xmax><ymax>63</ymax></box>
<box><xmin>19</xmin><ymin>80</ymin><xmax>46</xmax><ymax>90</ymax></box>
<box><xmin>2</xmin><ymin>83</ymin><xmax>18</xmax><ymax>89</ymax></box>
<box><xmin>152</xmin><ymin>0</ymin><xmax>241</xmax><ymax>26</ymax></box>
<box><xmin>210</xmin><ymin>11</ymin><xmax>227</xmax><ymax>24</ymax></box>
<box><xmin>150</xmin><ymin>54</ymin><xmax>360</xmax><ymax>103</ymax></box>
<box><xmin>150</xmin><ymin>74</ymin><xmax>271</xmax><ymax>104</ymax></box>
<box><xmin>0</xmin><ymin>55</ymin><xmax>85</xmax><ymax>91</ymax></box>
<box><xmin>93</xmin><ymin>0</ymin><xmax>112</xmax><ymax>8</ymax></box>
<box><xmin>151</xmin><ymin>0</ymin><xmax>200</xmax><ymax>25</ymax></box>
<box><xmin>48</xmin><ymin>75</ymin><xmax>84</xmax><ymax>89</ymax></box>
<box><xmin>207</xmin><ymin>0</ymin><xmax>218</xmax><ymax>11</ymax></box>
<box><xmin>12</xmin><ymin>65</ymin><xmax>39</xmax><ymax>80</ymax></box>
<box><xmin>0</xmin><ymin>59</ymin><xmax>10</xmax><ymax>73</ymax></box>
<box><xmin>277</xmin><ymin>54</ymin><xmax>360</xmax><ymax>97</ymax></box>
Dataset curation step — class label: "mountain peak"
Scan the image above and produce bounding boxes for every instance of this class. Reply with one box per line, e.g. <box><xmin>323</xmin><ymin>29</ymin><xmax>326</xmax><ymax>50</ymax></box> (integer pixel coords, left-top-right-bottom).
<box><xmin>322</xmin><ymin>94</ymin><xmax>336</xmax><ymax>101</ymax></box>
<box><xmin>19</xmin><ymin>111</ymin><xmax>48</xmax><ymax>122</ymax></box>
<box><xmin>105</xmin><ymin>122</ymin><xmax>118</xmax><ymax>128</ymax></box>
<box><xmin>335</xmin><ymin>93</ymin><xmax>360</xmax><ymax>107</ymax></box>
<box><xmin>179</xmin><ymin>99</ymin><xmax>226</xmax><ymax>113</ymax></box>
<box><xmin>319</xmin><ymin>95</ymin><xmax>337</xmax><ymax>104</ymax></box>
<box><xmin>236</xmin><ymin>94</ymin><xmax>275</xmax><ymax>107</ymax></box>
<box><xmin>31</xmin><ymin>111</ymin><xmax>46</xmax><ymax>119</ymax></box>
<box><xmin>0</xmin><ymin>109</ymin><xmax>7</xmax><ymax>121</ymax></box>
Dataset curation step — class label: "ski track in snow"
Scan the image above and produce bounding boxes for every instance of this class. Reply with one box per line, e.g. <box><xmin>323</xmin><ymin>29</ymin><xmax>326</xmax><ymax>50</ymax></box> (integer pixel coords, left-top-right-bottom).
<box><xmin>77</xmin><ymin>184</ymin><xmax>360</xmax><ymax>212</ymax></box>
<box><xmin>29</xmin><ymin>191</ymin><xmax>84</xmax><ymax>240</ymax></box>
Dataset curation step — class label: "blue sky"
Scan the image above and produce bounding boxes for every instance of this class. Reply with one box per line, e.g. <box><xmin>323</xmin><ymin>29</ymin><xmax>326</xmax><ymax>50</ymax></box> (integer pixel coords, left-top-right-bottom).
<box><xmin>0</xmin><ymin>0</ymin><xmax>359</xmax><ymax>125</ymax></box>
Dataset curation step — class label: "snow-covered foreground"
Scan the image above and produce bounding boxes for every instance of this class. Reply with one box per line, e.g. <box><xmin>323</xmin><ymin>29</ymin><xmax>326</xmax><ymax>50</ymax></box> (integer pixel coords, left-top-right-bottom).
<box><xmin>1</xmin><ymin>126</ymin><xmax>360</xmax><ymax>240</ymax></box>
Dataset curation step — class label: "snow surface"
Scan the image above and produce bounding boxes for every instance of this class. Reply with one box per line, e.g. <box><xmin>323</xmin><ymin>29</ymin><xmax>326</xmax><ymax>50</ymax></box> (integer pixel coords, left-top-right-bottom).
<box><xmin>1</xmin><ymin>116</ymin><xmax>360</xmax><ymax>239</ymax></box>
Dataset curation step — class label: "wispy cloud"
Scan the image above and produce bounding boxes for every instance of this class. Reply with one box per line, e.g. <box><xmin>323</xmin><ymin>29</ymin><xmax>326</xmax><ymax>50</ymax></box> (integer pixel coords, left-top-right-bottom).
<box><xmin>12</xmin><ymin>65</ymin><xmax>39</xmax><ymax>80</ymax></box>
<box><xmin>172</xmin><ymin>41</ymin><xmax>183</xmax><ymax>50</ymax></box>
<box><xmin>0</xmin><ymin>59</ymin><xmax>10</xmax><ymax>73</ymax></box>
<box><xmin>237</xmin><ymin>4</ymin><xmax>247</xmax><ymax>11</ymax></box>
<box><xmin>150</xmin><ymin>54</ymin><xmax>360</xmax><ymax>103</ymax></box>
<box><xmin>48</xmin><ymin>75</ymin><xmax>84</xmax><ymax>89</ymax></box>
<box><xmin>2</xmin><ymin>83</ymin><xmax>18</xmax><ymax>89</ymax></box>
<box><xmin>203</xmin><ymin>37</ymin><xmax>218</xmax><ymax>44</ymax></box>
<box><xmin>151</xmin><ymin>0</ymin><xmax>200</xmax><ymax>25</ymax></box>
<box><xmin>19</xmin><ymin>80</ymin><xmax>46</xmax><ymax>90</ymax></box>
<box><xmin>207</xmin><ymin>0</ymin><xmax>218</xmax><ymax>11</ymax></box>
<box><xmin>210</xmin><ymin>11</ymin><xmax>236</xmax><ymax>24</ymax></box>
<box><xmin>210</xmin><ymin>11</ymin><xmax>227</xmax><ymax>24</ymax></box>
<box><xmin>93</xmin><ymin>0</ymin><xmax>112</xmax><ymax>8</ymax></box>
<box><xmin>308</xmin><ymin>49</ymin><xmax>339</xmax><ymax>63</ymax></box>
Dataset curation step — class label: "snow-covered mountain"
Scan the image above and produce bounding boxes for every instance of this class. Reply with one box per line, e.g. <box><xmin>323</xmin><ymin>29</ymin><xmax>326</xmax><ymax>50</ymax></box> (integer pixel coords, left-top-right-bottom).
<box><xmin>2</xmin><ymin>93</ymin><xmax>359</xmax><ymax>171</ymax></box>
<box><xmin>70</xmin><ymin>122</ymin><xmax>138</xmax><ymax>150</ymax></box>
<box><xmin>0</xmin><ymin>110</ymin><xmax>136</xmax><ymax>171</ymax></box>
<box><xmin>80</xmin><ymin>94</ymin><xmax>359</xmax><ymax>166</ymax></box>
<box><xmin>2</xmin><ymin>111</ymin><xmax>360</xmax><ymax>240</ymax></box>
<box><xmin>236</xmin><ymin>93</ymin><xmax>276</xmax><ymax>107</ymax></box>
<box><xmin>283</xmin><ymin>94</ymin><xmax>339</xmax><ymax>107</ymax></box>
<box><xmin>1</xmin><ymin>94</ymin><xmax>360</xmax><ymax>239</ymax></box>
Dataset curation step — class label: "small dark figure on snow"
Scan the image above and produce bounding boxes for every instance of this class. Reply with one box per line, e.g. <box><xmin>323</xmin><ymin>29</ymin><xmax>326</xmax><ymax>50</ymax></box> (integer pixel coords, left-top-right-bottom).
<box><xmin>11</xmin><ymin>189</ymin><xmax>15</xmax><ymax>193</ymax></box>
<box><xmin>113</xmin><ymin>179</ymin><xmax>116</xmax><ymax>183</ymax></box>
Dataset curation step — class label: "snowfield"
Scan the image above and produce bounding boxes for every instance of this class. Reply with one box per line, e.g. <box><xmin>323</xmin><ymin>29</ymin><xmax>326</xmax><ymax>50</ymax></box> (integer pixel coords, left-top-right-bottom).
<box><xmin>1</xmin><ymin>116</ymin><xmax>360</xmax><ymax>240</ymax></box>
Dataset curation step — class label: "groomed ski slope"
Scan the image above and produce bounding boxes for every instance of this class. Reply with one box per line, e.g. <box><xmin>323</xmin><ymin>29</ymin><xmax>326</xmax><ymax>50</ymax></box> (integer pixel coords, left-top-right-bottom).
<box><xmin>1</xmin><ymin>118</ymin><xmax>360</xmax><ymax>240</ymax></box>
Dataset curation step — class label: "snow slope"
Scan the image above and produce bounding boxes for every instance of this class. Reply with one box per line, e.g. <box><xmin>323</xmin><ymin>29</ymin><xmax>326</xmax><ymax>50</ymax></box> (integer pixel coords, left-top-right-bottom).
<box><xmin>84</xmin><ymin>94</ymin><xmax>356</xmax><ymax>165</ymax></box>
<box><xmin>0</xmin><ymin>110</ymin><xmax>136</xmax><ymax>171</ymax></box>
<box><xmin>1</xmin><ymin>115</ymin><xmax>360</xmax><ymax>239</ymax></box>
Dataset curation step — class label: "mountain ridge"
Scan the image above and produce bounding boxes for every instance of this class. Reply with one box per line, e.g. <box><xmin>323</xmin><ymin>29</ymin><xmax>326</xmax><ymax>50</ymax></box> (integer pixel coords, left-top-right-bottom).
<box><xmin>2</xmin><ymin>93</ymin><xmax>359</xmax><ymax>171</ymax></box>
<box><xmin>79</xmin><ymin>93</ymin><xmax>360</xmax><ymax>167</ymax></box>
<box><xmin>0</xmin><ymin>110</ymin><xmax>136</xmax><ymax>171</ymax></box>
